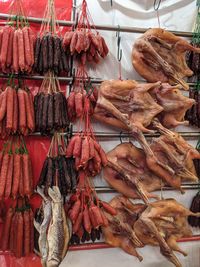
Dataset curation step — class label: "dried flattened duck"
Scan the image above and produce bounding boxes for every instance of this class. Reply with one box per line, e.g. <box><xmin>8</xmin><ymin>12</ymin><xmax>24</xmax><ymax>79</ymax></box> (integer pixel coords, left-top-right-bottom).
<box><xmin>94</xmin><ymin>79</ymin><xmax>163</xmax><ymax>133</ymax></box>
<box><xmin>132</xmin><ymin>28</ymin><xmax>200</xmax><ymax>90</ymax></box>
<box><xmin>103</xmin><ymin>121</ymin><xmax>200</xmax><ymax>196</ymax></box>
<box><xmin>102</xmin><ymin>195</ymin><xmax>200</xmax><ymax>267</ymax></box>
<box><xmin>102</xmin><ymin>196</ymin><xmax>145</xmax><ymax>261</ymax></box>
<box><xmin>150</xmin><ymin>83</ymin><xmax>195</xmax><ymax>128</ymax></box>
<box><xmin>149</xmin><ymin>119</ymin><xmax>200</xmax><ymax>191</ymax></box>
<box><xmin>94</xmin><ymin>80</ymin><xmax>198</xmax><ymax>193</ymax></box>
<box><xmin>103</xmin><ymin>142</ymin><xmax>161</xmax><ymax>202</ymax></box>
<box><xmin>94</xmin><ymin>80</ymin><xmax>195</xmax><ymax>132</ymax></box>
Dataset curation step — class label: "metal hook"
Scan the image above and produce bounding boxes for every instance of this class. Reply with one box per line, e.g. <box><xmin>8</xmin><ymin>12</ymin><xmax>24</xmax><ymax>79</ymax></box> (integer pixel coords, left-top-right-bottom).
<box><xmin>119</xmin><ymin>131</ymin><xmax>123</xmax><ymax>144</ymax></box>
<box><xmin>116</xmin><ymin>25</ymin><xmax>122</xmax><ymax>62</ymax></box>
<box><xmin>153</xmin><ymin>0</ymin><xmax>162</xmax><ymax>11</ymax></box>
<box><xmin>196</xmin><ymin>137</ymin><xmax>200</xmax><ymax>150</ymax></box>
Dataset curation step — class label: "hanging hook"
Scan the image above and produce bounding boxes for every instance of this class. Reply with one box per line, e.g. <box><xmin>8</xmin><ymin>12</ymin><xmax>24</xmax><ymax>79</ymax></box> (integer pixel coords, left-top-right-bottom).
<box><xmin>116</xmin><ymin>25</ymin><xmax>122</xmax><ymax>62</ymax></box>
<box><xmin>196</xmin><ymin>137</ymin><xmax>200</xmax><ymax>150</ymax></box>
<box><xmin>153</xmin><ymin>0</ymin><xmax>162</xmax><ymax>11</ymax></box>
<box><xmin>119</xmin><ymin>131</ymin><xmax>123</xmax><ymax>144</ymax></box>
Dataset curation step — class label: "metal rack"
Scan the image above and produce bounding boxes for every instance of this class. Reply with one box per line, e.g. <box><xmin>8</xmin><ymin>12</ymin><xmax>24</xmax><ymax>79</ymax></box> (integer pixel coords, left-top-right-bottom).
<box><xmin>68</xmin><ymin>235</ymin><xmax>200</xmax><ymax>252</ymax></box>
<box><xmin>95</xmin><ymin>184</ymin><xmax>200</xmax><ymax>192</ymax></box>
<box><xmin>0</xmin><ymin>1</ymin><xmax>199</xmax><ymax>254</ymax></box>
<box><xmin>0</xmin><ymin>12</ymin><xmax>193</xmax><ymax>37</ymax></box>
<box><xmin>0</xmin><ymin>74</ymin><xmax>197</xmax><ymax>89</ymax></box>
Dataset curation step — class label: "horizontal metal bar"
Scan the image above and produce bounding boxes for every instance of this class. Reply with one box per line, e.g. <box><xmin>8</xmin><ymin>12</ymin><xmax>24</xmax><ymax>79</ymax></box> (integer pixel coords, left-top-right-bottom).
<box><xmin>73</xmin><ymin>131</ymin><xmax>200</xmax><ymax>138</ymax></box>
<box><xmin>1</xmin><ymin>235</ymin><xmax>199</xmax><ymax>255</ymax></box>
<box><xmin>0</xmin><ymin>13</ymin><xmax>193</xmax><ymax>37</ymax></box>
<box><xmin>0</xmin><ymin>74</ymin><xmax>72</xmax><ymax>82</ymax></box>
<box><xmin>29</xmin><ymin>131</ymin><xmax>200</xmax><ymax>139</ymax></box>
<box><xmin>94</xmin><ymin>24</ymin><xmax>193</xmax><ymax>37</ymax></box>
<box><xmin>69</xmin><ymin>236</ymin><xmax>200</xmax><ymax>251</ymax></box>
<box><xmin>0</xmin><ymin>74</ymin><xmax>196</xmax><ymax>89</ymax></box>
<box><xmin>29</xmin><ymin>131</ymin><xmax>200</xmax><ymax>138</ymax></box>
<box><xmin>95</xmin><ymin>184</ymin><xmax>200</xmax><ymax>193</ymax></box>
<box><xmin>0</xmin><ymin>13</ymin><xmax>73</xmax><ymax>27</ymax></box>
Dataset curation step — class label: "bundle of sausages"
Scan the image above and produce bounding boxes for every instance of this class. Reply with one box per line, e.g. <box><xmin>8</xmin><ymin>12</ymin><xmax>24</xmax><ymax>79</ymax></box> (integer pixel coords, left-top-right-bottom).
<box><xmin>0</xmin><ymin>201</ymin><xmax>5</xmax><ymax>223</ymax></box>
<box><xmin>185</xmin><ymin>88</ymin><xmax>200</xmax><ymax>128</ymax></box>
<box><xmin>63</xmin><ymin>30</ymin><xmax>109</xmax><ymax>65</ymax></box>
<box><xmin>67</xmin><ymin>171</ymin><xmax>117</xmax><ymax>244</ymax></box>
<box><xmin>34</xmin><ymin>72</ymin><xmax>69</xmax><ymax>134</ymax></box>
<box><xmin>188</xmin><ymin>191</ymin><xmax>200</xmax><ymax>228</ymax></box>
<box><xmin>34</xmin><ymin>33</ymin><xmax>69</xmax><ymax>75</ymax></box>
<box><xmin>0</xmin><ymin>136</ymin><xmax>33</xmax><ymax>199</ymax></box>
<box><xmin>67</xmin><ymin>67</ymin><xmax>98</xmax><ymax>122</ymax></box>
<box><xmin>34</xmin><ymin>0</ymin><xmax>69</xmax><ymax>75</ymax></box>
<box><xmin>0</xmin><ymin>201</ymin><xmax>34</xmax><ymax>257</ymax></box>
<box><xmin>63</xmin><ymin>0</ymin><xmax>109</xmax><ymax>65</ymax></box>
<box><xmin>66</xmin><ymin>133</ymin><xmax>107</xmax><ymax>177</ymax></box>
<box><xmin>0</xmin><ymin>24</ymin><xmax>35</xmax><ymax>74</ymax></box>
<box><xmin>38</xmin><ymin>133</ymin><xmax>77</xmax><ymax>197</ymax></box>
<box><xmin>0</xmin><ymin>82</ymin><xmax>35</xmax><ymax>137</ymax></box>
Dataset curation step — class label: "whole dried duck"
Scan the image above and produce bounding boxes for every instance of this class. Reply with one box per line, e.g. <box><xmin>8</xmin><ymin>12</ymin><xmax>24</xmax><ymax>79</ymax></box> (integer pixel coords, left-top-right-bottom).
<box><xmin>34</xmin><ymin>186</ymin><xmax>71</xmax><ymax>267</ymax></box>
<box><xmin>132</xmin><ymin>28</ymin><xmax>200</xmax><ymax>90</ymax></box>
<box><xmin>104</xmin><ymin>121</ymin><xmax>200</xmax><ymax>198</ymax></box>
<box><xmin>93</xmin><ymin>80</ymin><xmax>194</xmax><ymax>132</ymax></box>
<box><xmin>103</xmin><ymin>142</ymin><xmax>162</xmax><ymax>202</ymax></box>
<box><xmin>150</xmin><ymin>120</ymin><xmax>200</xmax><ymax>190</ymax></box>
<box><xmin>94</xmin><ymin>80</ymin><xmax>199</xmax><ymax>193</ymax></box>
<box><xmin>150</xmin><ymin>83</ymin><xmax>195</xmax><ymax>128</ymax></box>
<box><xmin>102</xmin><ymin>195</ymin><xmax>200</xmax><ymax>267</ymax></box>
<box><xmin>94</xmin><ymin>80</ymin><xmax>163</xmax><ymax>133</ymax></box>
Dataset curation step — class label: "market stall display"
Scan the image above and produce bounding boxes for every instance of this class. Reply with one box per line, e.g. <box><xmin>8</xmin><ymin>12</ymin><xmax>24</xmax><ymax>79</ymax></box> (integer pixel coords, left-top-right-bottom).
<box><xmin>0</xmin><ymin>0</ymin><xmax>199</xmax><ymax>267</ymax></box>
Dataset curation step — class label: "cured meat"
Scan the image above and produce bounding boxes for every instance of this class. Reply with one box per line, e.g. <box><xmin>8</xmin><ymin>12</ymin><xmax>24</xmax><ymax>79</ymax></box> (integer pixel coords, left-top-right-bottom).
<box><xmin>102</xmin><ymin>196</ymin><xmax>200</xmax><ymax>267</ymax></box>
<box><xmin>103</xmin><ymin>142</ymin><xmax>161</xmax><ymax>201</ymax></box>
<box><xmin>149</xmin><ymin>120</ymin><xmax>200</xmax><ymax>190</ymax></box>
<box><xmin>94</xmin><ymin>80</ymin><xmax>163</xmax><ymax>133</ymax></box>
<box><xmin>102</xmin><ymin>196</ymin><xmax>145</xmax><ymax>262</ymax></box>
<box><xmin>132</xmin><ymin>28</ymin><xmax>200</xmax><ymax>90</ymax></box>
<box><xmin>103</xmin><ymin>121</ymin><xmax>200</xmax><ymax>195</ymax></box>
<box><xmin>94</xmin><ymin>80</ymin><xmax>193</xmax><ymax>132</ymax></box>
<box><xmin>134</xmin><ymin>198</ymin><xmax>200</xmax><ymax>267</ymax></box>
<box><xmin>150</xmin><ymin>83</ymin><xmax>195</xmax><ymax>128</ymax></box>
